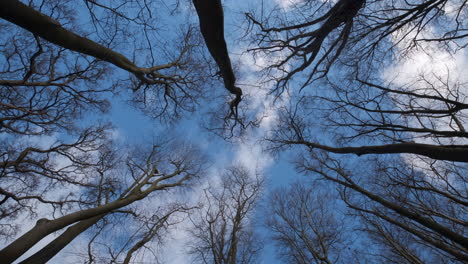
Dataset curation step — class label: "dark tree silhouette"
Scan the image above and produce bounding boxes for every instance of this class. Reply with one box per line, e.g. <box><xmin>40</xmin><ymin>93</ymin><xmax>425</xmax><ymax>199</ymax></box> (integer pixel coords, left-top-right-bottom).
<box><xmin>0</xmin><ymin>0</ymin><xmax>209</xmax><ymax>119</ymax></box>
<box><xmin>246</xmin><ymin>0</ymin><xmax>467</xmax><ymax>93</ymax></box>
<box><xmin>0</xmin><ymin>140</ymin><xmax>207</xmax><ymax>264</ymax></box>
<box><xmin>253</xmin><ymin>0</ymin><xmax>468</xmax><ymax>262</ymax></box>
<box><xmin>192</xmin><ymin>0</ymin><xmax>243</xmax><ymax>120</ymax></box>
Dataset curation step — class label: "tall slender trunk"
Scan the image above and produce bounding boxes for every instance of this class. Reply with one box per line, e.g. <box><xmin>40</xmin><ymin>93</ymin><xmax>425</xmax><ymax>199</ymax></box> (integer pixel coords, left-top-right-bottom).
<box><xmin>0</xmin><ymin>193</ymin><xmax>142</xmax><ymax>263</ymax></box>
<box><xmin>19</xmin><ymin>215</ymin><xmax>104</xmax><ymax>264</ymax></box>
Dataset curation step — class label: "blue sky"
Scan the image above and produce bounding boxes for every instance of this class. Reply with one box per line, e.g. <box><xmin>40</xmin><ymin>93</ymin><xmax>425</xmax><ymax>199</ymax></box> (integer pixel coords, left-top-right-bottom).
<box><xmin>97</xmin><ymin>1</ymin><xmax>306</xmax><ymax>262</ymax></box>
<box><xmin>3</xmin><ymin>0</ymin><xmax>467</xmax><ymax>263</ymax></box>
<box><xmin>101</xmin><ymin>1</ymin><xmax>468</xmax><ymax>262</ymax></box>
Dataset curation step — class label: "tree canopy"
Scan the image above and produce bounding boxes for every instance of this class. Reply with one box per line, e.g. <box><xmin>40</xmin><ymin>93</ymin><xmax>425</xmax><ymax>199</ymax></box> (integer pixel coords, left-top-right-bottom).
<box><xmin>1</xmin><ymin>0</ymin><xmax>467</xmax><ymax>263</ymax></box>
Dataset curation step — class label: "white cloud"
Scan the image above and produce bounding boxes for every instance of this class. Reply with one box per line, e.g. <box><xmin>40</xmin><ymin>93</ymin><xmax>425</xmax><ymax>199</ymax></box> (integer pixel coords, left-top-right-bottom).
<box><xmin>381</xmin><ymin>22</ymin><xmax>468</xmax><ymax>179</ymax></box>
<box><xmin>382</xmin><ymin>25</ymin><xmax>468</xmax><ymax>144</ymax></box>
<box><xmin>1</xmin><ymin>3</ymin><xmax>297</xmax><ymax>263</ymax></box>
<box><xmin>275</xmin><ymin>0</ymin><xmax>303</xmax><ymax>10</ymax></box>
<box><xmin>443</xmin><ymin>0</ymin><xmax>468</xmax><ymax>18</ymax></box>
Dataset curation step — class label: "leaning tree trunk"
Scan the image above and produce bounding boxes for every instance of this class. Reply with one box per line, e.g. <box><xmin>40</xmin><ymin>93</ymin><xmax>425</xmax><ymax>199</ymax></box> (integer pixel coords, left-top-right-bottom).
<box><xmin>0</xmin><ymin>0</ymin><xmax>180</xmax><ymax>84</ymax></box>
<box><xmin>19</xmin><ymin>215</ymin><xmax>104</xmax><ymax>264</ymax></box>
<box><xmin>192</xmin><ymin>0</ymin><xmax>242</xmax><ymax>112</ymax></box>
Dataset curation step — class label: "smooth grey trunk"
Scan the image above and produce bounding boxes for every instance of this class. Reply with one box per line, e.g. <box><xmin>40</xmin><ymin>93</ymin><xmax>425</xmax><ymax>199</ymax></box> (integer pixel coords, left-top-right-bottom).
<box><xmin>0</xmin><ymin>165</ymin><xmax>187</xmax><ymax>263</ymax></box>
<box><xmin>0</xmin><ymin>193</ymin><xmax>143</xmax><ymax>263</ymax></box>
<box><xmin>19</xmin><ymin>215</ymin><xmax>104</xmax><ymax>264</ymax></box>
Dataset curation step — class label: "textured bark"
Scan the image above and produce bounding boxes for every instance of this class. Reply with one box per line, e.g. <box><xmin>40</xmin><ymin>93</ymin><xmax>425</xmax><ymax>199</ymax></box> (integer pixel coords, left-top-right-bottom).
<box><xmin>192</xmin><ymin>0</ymin><xmax>242</xmax><ymax>111</ymax></box>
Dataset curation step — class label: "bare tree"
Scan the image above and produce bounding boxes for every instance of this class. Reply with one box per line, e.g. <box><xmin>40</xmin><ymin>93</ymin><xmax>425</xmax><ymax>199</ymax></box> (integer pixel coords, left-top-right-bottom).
<box><xmin>250</xmin><ymin>1</ymin><xmax>467</xmax><ymax>261</ymax></box>
<box><xmin>359</xmin><ymin>214</ymin><xmax>438</xmax><ymax>264</ymax></box>
<box><xmin>264</xmin><ymin>43</ymin><xmax>468</xmax><ymax>262</ymax></box>
<box><xmin>188</xmin><ymin>166</ymin><xmax>264</xmax><ymax>264</ymax></box>
<box><xmin>0</xmin><ymin>138</ymin><xmax>207</xmax><ymax>264</ymax></box>
<box><xmin>246</xmin><ymin>0</ymin><xmax>467</xmax><ymax>93</ymax></box>
<box><xmin>0</xmin><ymin>125</ymin><xmax>113</xmax><ymax>235</ymax></box>
<box><xmin>292</xmin><ymin>151</ymin><xmax>468</xmax><ymax>263</ymax></box>
<box><xmin>0</xmin><ymin>1</ymin><xmax>249</xmax><ymax>263</ymax></box>
<box><xmin>266</xmin><ymin>181</ymin><xmax>353</xmax><ymax>264</ymax></box>
<box><xmin>270</xmin><ymin>69</ymin><xmax>468</xmax><ymax>161</ymax></box>
<box><xmin>262</xmin><ymin>151</ymin><xmax>466</xmax><ymax>263</ymax></box>
<box><xmin>78</xmin><ymin>203</ymin><xmax>193</xmax><ymax>264</ymax></box>
<box><xmin>0</xmin><ymin>0</ymin><xmax>215</xmax><ymax>119</ymax></box>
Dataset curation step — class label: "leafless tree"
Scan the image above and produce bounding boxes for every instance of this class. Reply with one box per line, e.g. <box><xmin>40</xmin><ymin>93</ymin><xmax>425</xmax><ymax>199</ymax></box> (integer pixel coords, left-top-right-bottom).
<box><xmin>246</xmin><ymin>0</ymin><xmax>467</xmax><ymax>93</ymax></box>
<box><xmin>188</xmin><ymin>166</ymin><xmax>264</xmax><ymax>264</ymax></box>
<box><xmin>0</xmin><ymin>125</ymin><xmax>113</xmax><ymax>235</ymax></box>
<box><xmin>79</xmin><ymin>203</ymin><xmax>193</xmax><ymax>264</ymax></box>
<box><xmin>192</xmin><ymin>0</ymin><xmax>243</xmax><ymax>119</ymax></box>
<box><xmin>265</xmin><ymin>52</ymin><xmax>468</xmax><ymax>263</ymax></box>
<box><xmin>271</xmin><ymin>70</ymin><xmax>468</xmax><ymax>162</ymax></box>
<box><xmin>291</xmin><ymin>151</ymin><xmax>468</xmax><ymax>263</ymax></box>
<box><xmin>359</xmin><ymin>214</ymin><xmax>445</xmax><ymax>264</ymax></box>
<box><xmin>262</xmin><ymin>150</ymin><xmax>466</xmax><ymax>263</ymax></box>
<box><xmin>266</xmin><ymin>181</ymin><xmax>353</xmax><ymax>264</ymax></box>
<box><xmin>0</xmin><ymin>138</ymin><xmax>207</xmax><ymax>263</ymax></box>
<box><xmin>0</xmin><ymin>1</ymin><xmax>251</xmax><ymax>263</ymax></box>
<box><xmin>252</xmin><ymin>2</ymin><xmax>467</xmax><ymax>260</ymax></box>
<box><xmin>0</xmin><ymin>0</ymin><xmax>216</xmax><ymax>120</ymax></box>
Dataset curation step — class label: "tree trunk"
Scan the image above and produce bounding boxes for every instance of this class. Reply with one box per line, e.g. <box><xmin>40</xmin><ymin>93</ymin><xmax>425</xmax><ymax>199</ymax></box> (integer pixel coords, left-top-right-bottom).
<box><xmin>0</xmin><ymin>193</ymin><xmax>142</xmax><ymax>263</ymax></box>
<box><xmin>0</xmin><ymin>0</ymin><xmax>168</xmax><ymax>82</ymax></box>
<box><xmin>192</xmin><ymin>0</ymin><xmax>242</xmax><ymax>108</ymax></box>
<box><xmin>19</xmin><ymin>215</ymin><xmax>104</xmax><ymax>264</ymax></box>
